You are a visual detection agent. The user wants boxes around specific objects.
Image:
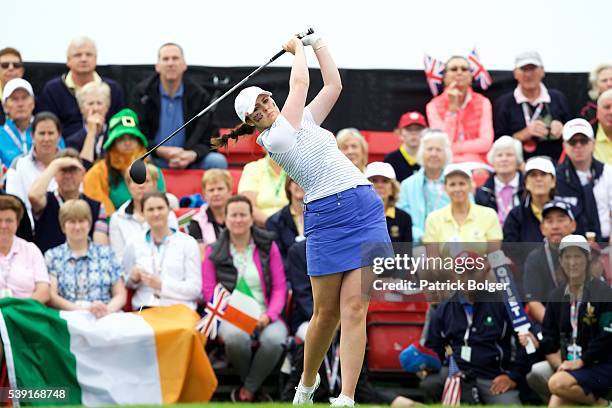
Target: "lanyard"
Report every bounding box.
[462,303,474,345]
[423,179,443,214]
[521,102,544,126]
[266,158,287,198]
[148,233,171,275]
[570,300,580,345]
[3,123,28,155]
[544,240,558,287]
[495,188,515,222]
[323,341,341,393]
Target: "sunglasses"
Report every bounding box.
[567,137,590,146]
[0,62,24,69]
[447,66,470,72]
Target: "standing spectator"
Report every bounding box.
[384,111,426,182]
[109,164,178,263]
[336,128,368,172]
[556,118,612,242]
[0,79,36,168]
[28,148,108,253]
[130,43,226,170]
[0,195,49,302]
[202,195,286,402]
[83,109,166,215]
[365,162,412,242]
[37,36,124,137]
[5,112,64,225]
[238,155,288,227]
[265,177,305,262]
[0,47,25,125]
[594,89,612,164]
[65,82,111,165]
[580,63,612,125]
[46,199,126,317]
[475,136,525,225]
[494,51,571,162]
[426,56,494,163]
[124,192,201,310]
[397,130,452,243]
[187,169,232,259]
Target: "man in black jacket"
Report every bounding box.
[130,43,227,170]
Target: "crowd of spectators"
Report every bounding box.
[0,36,611,406]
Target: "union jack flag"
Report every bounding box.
[196,283,230,339]
[441,353,462,406]
[424,54,445,96]
[467,48,493,90]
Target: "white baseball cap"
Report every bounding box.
[443,163,472,179]
[559,234,591,254]
[514,51,543,69]
[234,86,272,123]
[524,156,555,177]
[2,78,34,104]
[562,118,594,142]
[365,162,397,180]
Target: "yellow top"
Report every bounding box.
[594,125,612,165]
[530,203,543,222]
[423,202,503,244]
[238,156,289,217]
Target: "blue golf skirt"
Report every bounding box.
[304,185,393,276]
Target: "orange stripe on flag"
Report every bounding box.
[223,306,258,335]
[139,305,217,403]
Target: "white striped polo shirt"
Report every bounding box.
[257,108,370,203]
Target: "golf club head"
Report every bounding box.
[129,159,147,184]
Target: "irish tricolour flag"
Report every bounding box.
[223,277,262,335]
[0,298,217,406]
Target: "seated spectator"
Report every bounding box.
[37,36,124,137]
[130,43,226,170]
[556,118,612,242]
[188,169,232,258]
[475,136,525,225]
[0,190,32,241]
[29,148,108,253]
[365,162,412,242]
[594,89,612,164]
[336,128,368,172]
[265,177,305,262]
[0,195,49,302]
[580,63,612,125]
[426,56,493,163]
[202,195,286,402]
[423,164,502,254]
[397,130,452,243]
[46,199,126,317]
[0,47,25,125]
[124,192,201,310]
[65,82,111,165]
[494,51,570,162]
[83,108,165,215]
[5,112,64,224]
[0,79,37,167]
[109,164,178,263]
[238,155,288,227]
[384,111,426,182]
[521,235,612,407]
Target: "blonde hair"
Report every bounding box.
[388,179,401,208]
[67,36,97,58]
[589,63,612,100]
[59,199,92,232]
[416,129,453,167]
[76,82,111,110]
[201,169,233,192]
[336,128,369,172]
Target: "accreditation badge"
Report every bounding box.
[566,343,582,361]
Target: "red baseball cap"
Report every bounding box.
[397,111,427,129]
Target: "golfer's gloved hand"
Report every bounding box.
[301,32,324,49]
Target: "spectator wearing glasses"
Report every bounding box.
[426,56,494,163]
[0,47,25,125]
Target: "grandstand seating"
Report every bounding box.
[216,128,265,166]
[162,168,242,201]
[361,130,402,163]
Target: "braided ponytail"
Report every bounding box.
[211,123,256,149]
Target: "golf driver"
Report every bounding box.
[129,27,314,184]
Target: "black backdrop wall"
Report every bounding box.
[23,62,590,133]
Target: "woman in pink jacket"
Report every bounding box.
[201,194,287,402]
[426,56,494,163]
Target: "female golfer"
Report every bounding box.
[213,34,392,406]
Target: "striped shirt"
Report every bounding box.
[257,109,369,203]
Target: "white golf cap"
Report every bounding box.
[559,234,591,254]
[443,163,472,179]
[562,118,594,141]
[365,162,397,180]
[524,156,555,177]
[2,78,34,104]
[234,86,272,123]
[514,51,543,69]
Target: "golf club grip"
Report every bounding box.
[269,28,314,63]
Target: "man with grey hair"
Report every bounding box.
[594,89,612,164]
[38,36,124,137]
[129,43,227,170]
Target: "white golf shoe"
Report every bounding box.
[292,373,321,405]
[330,394,355,407]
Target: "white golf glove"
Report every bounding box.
[301,32,325,50]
